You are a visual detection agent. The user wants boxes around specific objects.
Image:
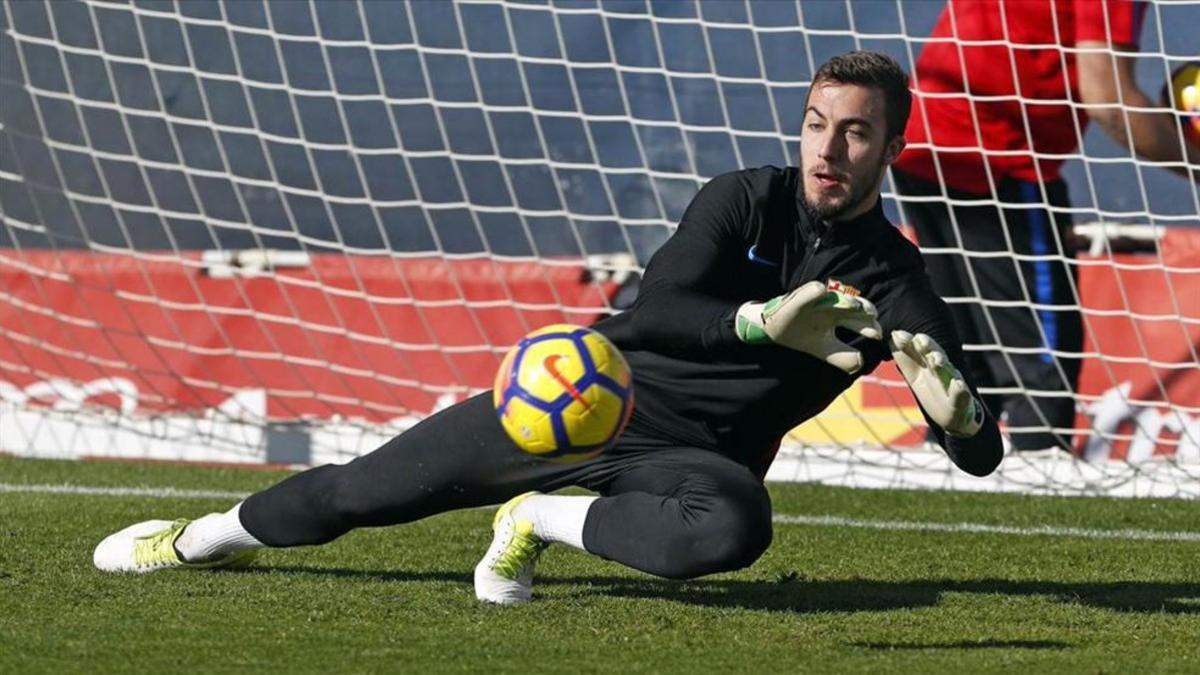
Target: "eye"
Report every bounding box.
[847,128,866,140]
[806,122,824,132]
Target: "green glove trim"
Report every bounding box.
[736,314,770,344]
[948,396,985,439]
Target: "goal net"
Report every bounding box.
[2,0,1198,497]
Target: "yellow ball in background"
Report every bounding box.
[1163,62,1200,146]
[493,324,633,463]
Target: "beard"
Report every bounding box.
[801,156,887,221]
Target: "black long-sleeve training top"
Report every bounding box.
[594,166,1003,478]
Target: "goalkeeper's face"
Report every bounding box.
[800,82,906,222]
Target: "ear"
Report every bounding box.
[882,135,907,165]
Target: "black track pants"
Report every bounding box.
[892,169,1084,451]
[240,392,773,580]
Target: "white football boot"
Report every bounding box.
[474,492,548,605]
[94,519,256,573]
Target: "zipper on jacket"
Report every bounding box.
[796,234,822,283]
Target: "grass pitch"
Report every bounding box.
[2,455,1199,674]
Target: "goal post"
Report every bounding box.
[1,0,1197,497]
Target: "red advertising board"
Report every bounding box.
[2,231,1197,460]
[0,252,618,422]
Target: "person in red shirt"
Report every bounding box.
[892,0,1198,452]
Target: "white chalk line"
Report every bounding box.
[4,482,1199,543]
[774,514,1200,543]
[0,482,247,500]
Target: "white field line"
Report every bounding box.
[774,514,1200,543]
[3,482,1199,543]
[0,483,247,500]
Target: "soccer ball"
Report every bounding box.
[1163,62,1200,146]
[493,324,634,462]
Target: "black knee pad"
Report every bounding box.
[661,488,773,579]
[705,495,774,571]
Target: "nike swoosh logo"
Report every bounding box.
[544,354,590,408]
[747,245,780,267]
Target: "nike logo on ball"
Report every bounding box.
[544,354,589,408]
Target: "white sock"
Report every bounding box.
[174,501,264,562]
[513,494,597,551]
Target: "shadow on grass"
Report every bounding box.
[222,565,467,585]
[849,639,1069,651]
[548,576,1200,615]
[228,566,1200,616]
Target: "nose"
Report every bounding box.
[816,129,843,162]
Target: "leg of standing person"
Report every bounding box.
[892,169,1005,417]
[893,169,1083,451]
[990,178,1083,451]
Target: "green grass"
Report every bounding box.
[2,455,1199,674]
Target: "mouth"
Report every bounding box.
[811,171,845,189]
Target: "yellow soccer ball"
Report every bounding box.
[1164,62,1200,146]
[493,324,634,462]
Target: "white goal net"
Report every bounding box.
[2,0,1198,497]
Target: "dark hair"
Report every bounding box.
[810,51,911,139]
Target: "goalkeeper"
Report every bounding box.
[93,51,1001,604]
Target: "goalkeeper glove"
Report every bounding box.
[890,330,984,438]
[735,281,882,375]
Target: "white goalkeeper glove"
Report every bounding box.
[736,280,882,375]
[890,330,984,438]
